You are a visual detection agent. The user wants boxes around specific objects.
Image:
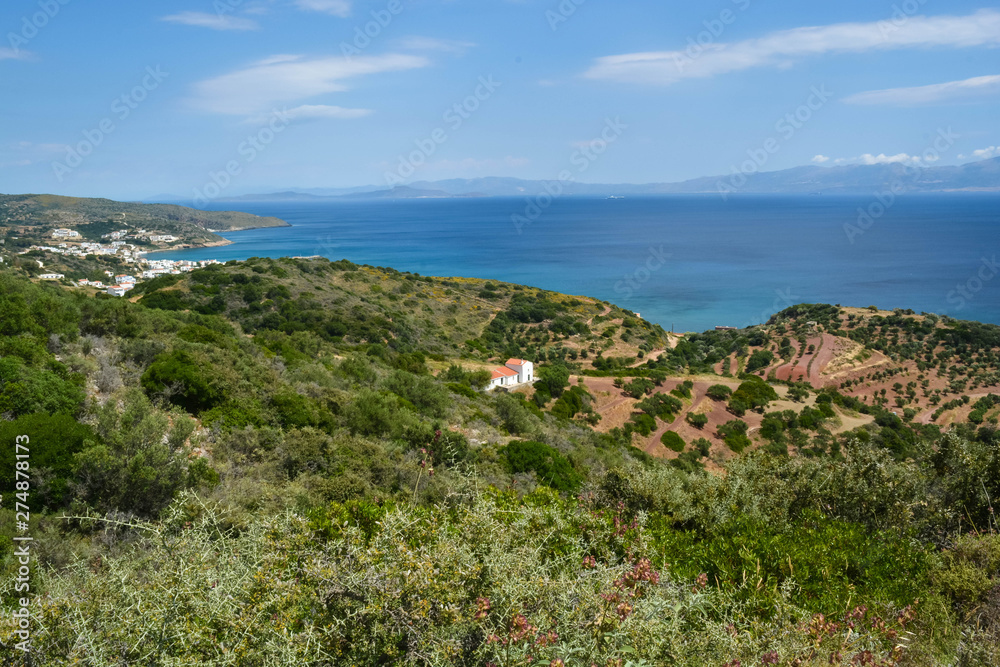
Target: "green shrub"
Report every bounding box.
[706,384,732,401]
[660,431,686,452]
[0,413,94,508]
[495,393,535,435]
[629,412,657,436]
[686,412,708,429]
[745,349,774,373]
[0,357,85,418]
[730,376,778,413]
[141,349,221,413]
[72,389,188,517]
[502,440,583,493]
[623,378,655,398]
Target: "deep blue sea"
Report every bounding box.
[154,195,1000,333]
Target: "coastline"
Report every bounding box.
[144,236,233,255]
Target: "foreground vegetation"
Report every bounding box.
[0,258,998,666]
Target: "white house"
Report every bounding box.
[39,273,65,280]
[486,358,535,390]
[488,366,519,390]
[51,228,80,239]
[505,359,534,384]
[106,285,130,297]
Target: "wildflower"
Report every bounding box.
[896,602,917,628]
[761,651,779,665]
[510,613,537,642]
[582,555,597,569]
[851,650,874,666]
[474,597,491,621]
[550,661,565,667]
[538,630,558,647]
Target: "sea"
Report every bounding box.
[153,194,1000,334]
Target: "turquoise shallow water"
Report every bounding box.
[154,194,1000,333]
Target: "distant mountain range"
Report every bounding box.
[146,157,1000,203]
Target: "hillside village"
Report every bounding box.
[3,224,222,296]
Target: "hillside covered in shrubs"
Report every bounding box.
[0,258,999,666]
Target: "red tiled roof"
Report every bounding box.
[492,367,518,379]
[506,358,528,366]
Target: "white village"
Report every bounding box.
[16,227,219,296]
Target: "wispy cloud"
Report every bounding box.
[160,11,260,31]
[844,74,1000,106]
[832,152,936,167]
[190,53,429,116]
[958,145,1000,160]
[811,155,831,164]
[384,156,530,175]
[0,141,69,167]
[244,104,373,125]
[396,37,476,55]
[295,0,352,17]
[0,47,32,61]
[584,9,1000,85]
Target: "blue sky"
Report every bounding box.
[2,0,999,200]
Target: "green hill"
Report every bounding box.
[0,192,289,249]
[0,258,998,665]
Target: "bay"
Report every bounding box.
[153,194,1000,333]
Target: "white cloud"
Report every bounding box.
[244,104,373,125]
[959,145,1000,160]
[811,154,830,164]
[160,11,260,31]
[584,9,1000,85]
[844,74,1000,105]
[831,152,933,167]
[190,53,430,116]
[295,0,352,17]
[417,156,531,173]
[0,141,69,167]
[396,37,476,55]
[0,47,31,60]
